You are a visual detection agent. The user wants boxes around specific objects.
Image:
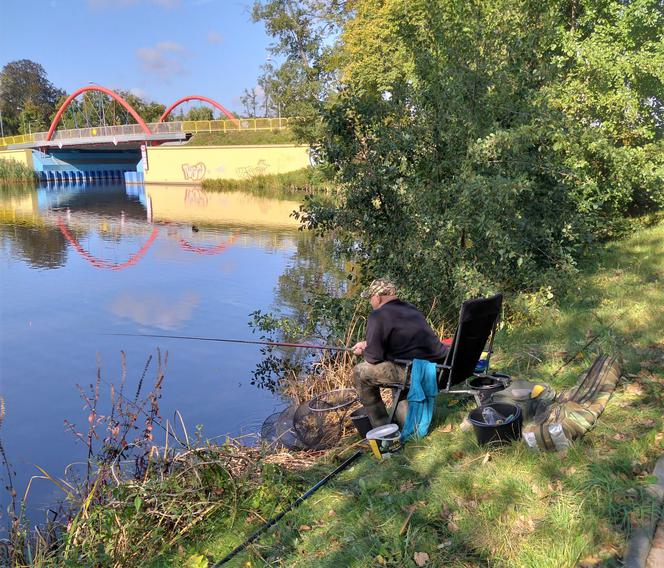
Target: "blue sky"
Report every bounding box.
[0,0,272,114]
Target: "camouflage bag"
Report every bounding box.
[522,354,621,452]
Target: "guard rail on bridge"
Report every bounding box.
[0,117,293,149]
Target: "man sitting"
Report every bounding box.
[351,279,448,428]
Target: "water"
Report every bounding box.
[0,181,343,522]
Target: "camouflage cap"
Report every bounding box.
[361,278,397,298]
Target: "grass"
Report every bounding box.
[202,167,334,199]
[186,130,297,146]
[173,219,664,568]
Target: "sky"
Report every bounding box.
[0,0,273,114]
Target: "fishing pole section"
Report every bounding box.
[105,332,352,352]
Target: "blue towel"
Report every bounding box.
[401,359,438,441]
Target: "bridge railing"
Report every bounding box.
[0,117,294,148]
[179,117,292,133]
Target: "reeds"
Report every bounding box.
[0,159,38,184]
[201,166,334,199]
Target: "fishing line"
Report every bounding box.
[105,333,351,352]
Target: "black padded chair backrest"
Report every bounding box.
[439,294,503,390]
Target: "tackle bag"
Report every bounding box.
[522,354,621,452]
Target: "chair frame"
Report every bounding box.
[385,296,503,423]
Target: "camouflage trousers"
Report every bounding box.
[353,361,408,428]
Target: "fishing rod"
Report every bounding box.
[210,448,364,567]
[106,333,352,352]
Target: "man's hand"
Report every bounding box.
[352,340,367,356]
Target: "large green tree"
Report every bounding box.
[298,0,664,323]
[0,59,65,135]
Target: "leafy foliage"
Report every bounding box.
[0,59,65,135]
[295,0,664,324]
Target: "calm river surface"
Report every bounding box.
[0,181,342,521]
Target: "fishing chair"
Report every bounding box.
[386,293,504,424]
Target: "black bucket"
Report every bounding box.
[468,402,522,446]
[467,375,507,403]
[349,407,372,438]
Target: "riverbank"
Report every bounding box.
[6,219,663,567]
[180,218,664,567]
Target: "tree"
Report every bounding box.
[251,0,351,140]
[240,87,260,117]
[0,60,64,135]
[184,106,214,121]
[297,0,664,324]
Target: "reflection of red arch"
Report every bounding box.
[57,218,158,270]
[159,95,237,122]
[178,233,238,255]
[46,85,152,141]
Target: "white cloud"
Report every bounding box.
[108,291,201,330]
[136,41,189,82]
[207,30,223,45]
[129,87,150,99]
[155,40,186,52]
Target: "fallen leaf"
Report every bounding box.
[328,509,336,517]
[414,551,430,566]
[439,423,453,433]
[400,480,415,492]
[375,555,387,565]
[626,383,644,396]
[447,520,460,533]
[298,524,312,531]
[578,555,601,567]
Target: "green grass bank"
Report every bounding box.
[186,130,296,146]
[176,219,664,568]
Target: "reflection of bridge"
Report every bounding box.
[0,85,290,151]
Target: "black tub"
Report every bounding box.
[467,375,507,403]
[468,402,522,446]
[349,407,372,438]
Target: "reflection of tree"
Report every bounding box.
[275,232,347,332]
[0,222,68,269]
[251,231,350,392]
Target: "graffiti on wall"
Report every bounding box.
[182,162,206,181]
[236,159,270,178]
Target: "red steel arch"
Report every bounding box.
[158,95,237,122]
[46,85,152,141]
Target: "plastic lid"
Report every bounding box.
[366,424,400,440]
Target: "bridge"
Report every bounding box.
[0,84,303,185]
[0,85,290,151]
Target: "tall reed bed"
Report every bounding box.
[202,166,334,199]
[0,159,38,184]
